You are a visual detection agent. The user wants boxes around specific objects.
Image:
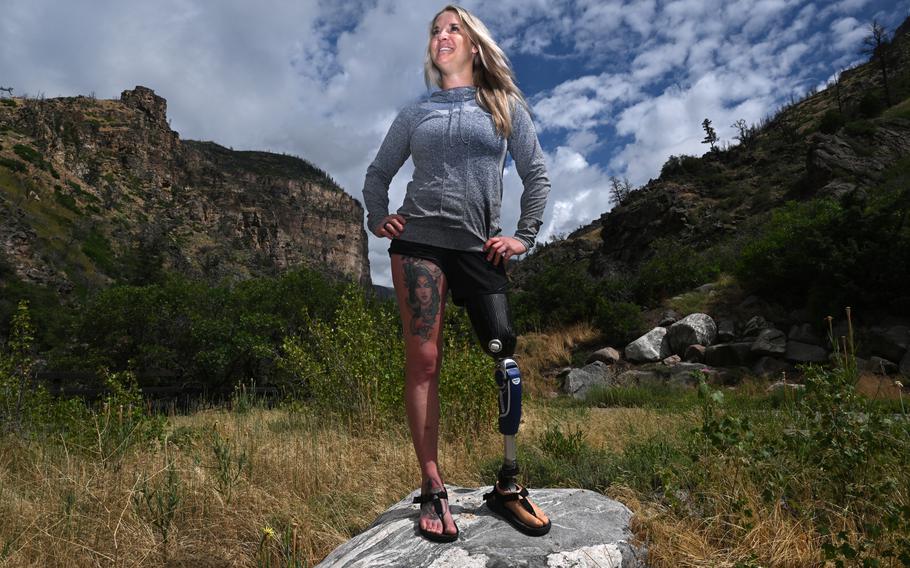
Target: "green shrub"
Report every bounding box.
[12,144,41,165]
[512,261,600,331]
[280,287,495,434]
[844,119,877,137]
[0,98,16,107]
[53,187,80,213]
[660,154,704,179]
[736,159,910,314]
[818,109,845,134]
[0,157,27,173]
[81,227,116,272]
[633,238,719,305]
[856,91,885,118]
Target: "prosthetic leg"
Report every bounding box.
[466,294,551,536]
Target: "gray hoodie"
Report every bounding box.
[362,86,550,252]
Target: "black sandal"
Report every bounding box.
[413,487,459,543]
[483,483,551,537]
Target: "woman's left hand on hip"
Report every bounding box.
[483,236,527,266]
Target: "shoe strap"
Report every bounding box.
[412,488,448,505]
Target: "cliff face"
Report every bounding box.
[0,86,370,292]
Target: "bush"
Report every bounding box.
[512,262,600,331]
[856,91,885,118]
[633,238,719,305]
[280,287,495,433]
[736,158,910,314]
[12,144,41,165]
[818,109,845,134]
[0,157,27,173]
[660,154,704,179]
[65,268,345,389]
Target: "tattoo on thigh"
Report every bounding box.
[402,257,442,342]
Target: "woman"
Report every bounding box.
[362,5,550,542]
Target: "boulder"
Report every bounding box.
[863,326,910,362]
[705,342,753,367]
[562,361,615,400]
[869,356,899,375]
[586,347,622,365]
[750,328,787,356]
[743,316,774,337]
[662,354,682,366]
[667,313,717,355]
[657,309,680,327]
[625,327,671,363]
[315,487,645,567]
[788,323,825,347]
[716,319,736,343]
[752,356,793,378]
[786,341,828,363]
[684,344,706,363]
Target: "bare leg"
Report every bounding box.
[390,254,456,538]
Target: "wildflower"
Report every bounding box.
[896,380,904,389]
[262,525,277,539]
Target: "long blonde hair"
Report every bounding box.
[424,5,527,138]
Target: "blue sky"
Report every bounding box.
[1,0,908,286]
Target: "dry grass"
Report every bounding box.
[0,400,702,567]
[516,322,600,396]
[0,408,499,567]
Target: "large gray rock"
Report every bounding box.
[786,341,829,363]
[869,356,899,375]
[743,316,774,338]
[864,326,910,362]
[705,343,753,367]
[316,487,645,567]
[625,327,671,363]
[751,328,787,356]
[667,313,717,355]
[788,323,825,347]
[562,361,616,400]
[716,320,736,343]
[586,347,622,365]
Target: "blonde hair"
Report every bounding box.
[424,5,527,138]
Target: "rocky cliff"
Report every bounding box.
[0,86,370,293]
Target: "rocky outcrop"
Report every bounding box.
[0,86,371,291]
[316,487,645,567]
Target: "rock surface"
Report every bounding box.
[786,341,829,363]
[625,327,671,363]
[316,487,645,568]
[562,361,616,400]
[667,313,717,355]
[587,347,622,365]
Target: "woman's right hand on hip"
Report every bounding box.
[374,214,407,239]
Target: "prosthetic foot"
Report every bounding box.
[467,295,551,536]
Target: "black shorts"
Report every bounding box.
[388,239,509,306]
